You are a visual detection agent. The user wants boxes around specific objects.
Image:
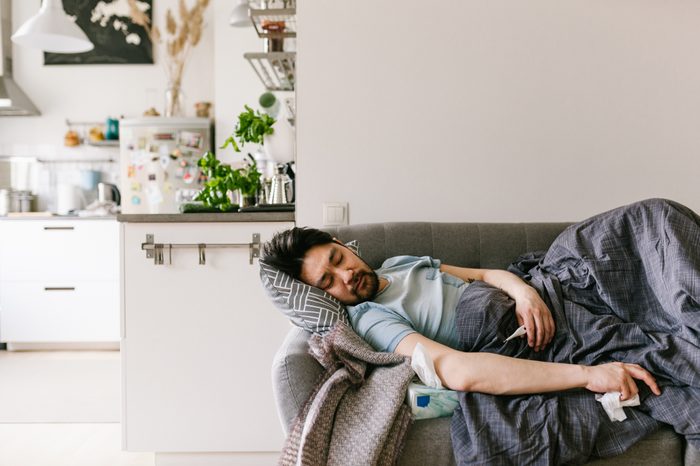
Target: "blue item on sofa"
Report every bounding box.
[406,382,459,420]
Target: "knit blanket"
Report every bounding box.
[279,322,415,466]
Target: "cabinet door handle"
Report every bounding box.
[44,226,75,231]
[44,287,76,291]
[142,233,261,265]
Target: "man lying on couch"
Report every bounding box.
[262,198,700,462]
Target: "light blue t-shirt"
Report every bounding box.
[347,256,469,353]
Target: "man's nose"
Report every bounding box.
[339,268,354,285]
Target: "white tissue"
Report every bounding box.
[595,392,640,422]
[411,342,443,389]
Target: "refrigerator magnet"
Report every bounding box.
[153,132,175,141]
[159,154,170,169]
[130,181,142,192]
[183,166,200,184]
[127,165,136,178]
[146,185,164,204]
[132,149,148,165]
[131,195,142,205]
[179,131,203,149]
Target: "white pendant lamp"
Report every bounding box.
[12,0,94,53]
[230,0,251,27]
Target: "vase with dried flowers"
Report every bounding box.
[129,0,210,117]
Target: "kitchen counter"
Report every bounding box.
[0,214,117,221]
[117,212,295,223]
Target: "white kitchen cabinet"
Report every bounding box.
[0,218,119,344]
[121,219,293,455]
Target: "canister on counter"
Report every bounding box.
[0,189,9,216]
[10,190,34,213]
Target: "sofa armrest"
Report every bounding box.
[271,326,324,435]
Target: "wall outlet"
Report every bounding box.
[322,202,349,226]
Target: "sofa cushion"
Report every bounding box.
[259,241,359,335]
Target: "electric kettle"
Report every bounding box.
[97,182,121,206]
[268,164,294,204]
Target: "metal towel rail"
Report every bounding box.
[141,233,261,265]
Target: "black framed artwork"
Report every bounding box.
[44,0,153,65]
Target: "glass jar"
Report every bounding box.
[165,84,186,117]
[238,190,257,208]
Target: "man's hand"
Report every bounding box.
[513,286,555,352]
[584,362,662,400]
[439,264,558,352]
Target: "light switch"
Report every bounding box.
[323,202,349,226]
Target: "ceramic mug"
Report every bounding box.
[79,169,101,190]
[105,118,119,140]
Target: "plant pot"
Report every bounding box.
[238,191,257,208]
[263,119,294,163]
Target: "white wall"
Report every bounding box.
[296,0,700,226]
[0,0,266,156]
[213,0,267,162]
[0,0,274,164]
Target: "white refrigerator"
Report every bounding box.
[119,118,212,214]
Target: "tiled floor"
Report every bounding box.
[0,350,154,466]
[0,423,154,466]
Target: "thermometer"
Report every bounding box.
[504,325,527,343]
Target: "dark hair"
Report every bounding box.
[262,227,335,279]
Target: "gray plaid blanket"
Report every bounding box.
[451,198,700,465]
[279,322,414,466]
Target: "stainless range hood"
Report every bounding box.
[0,0,39,116]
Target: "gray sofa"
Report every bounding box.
[271,222,697,465]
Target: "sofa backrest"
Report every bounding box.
[271,221,572,434]
[323,222,572,269]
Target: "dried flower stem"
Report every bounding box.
[128,0,210,114]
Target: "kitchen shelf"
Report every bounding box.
[244,52,295,91]
[249,7,296,38]
[86,140,119,147]
[65,119,120,147]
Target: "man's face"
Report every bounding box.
[300,241,379,305]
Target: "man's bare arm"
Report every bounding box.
[395,333,660,400]
[440,264,555,351]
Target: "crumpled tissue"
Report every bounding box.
[411,342,443,389]
[595,392,640,422]
[406,343,459,419]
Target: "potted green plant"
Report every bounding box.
[195,151,262,211]
[194,151,237,212]
[231,154,262,208]
[224,102,294,164]
[222,105,276,153]
[194,105,275,212]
